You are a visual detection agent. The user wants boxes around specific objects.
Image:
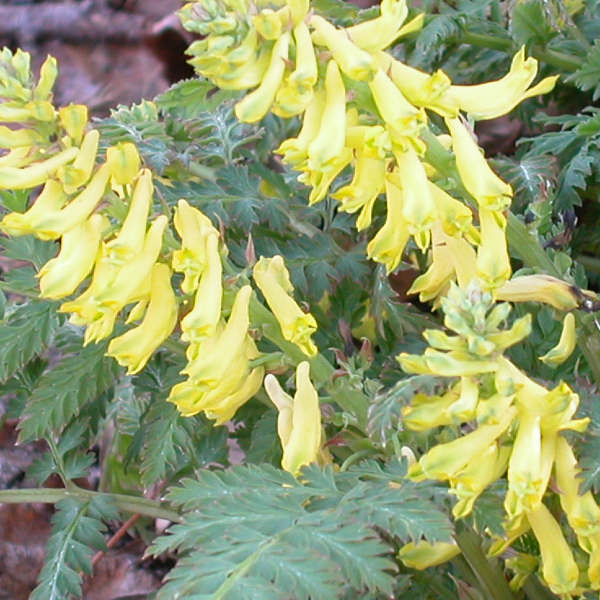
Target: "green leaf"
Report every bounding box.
[555,145,595,209]
[18,337,123,442]
[567,39,600,100]
[367,375,442,446]
[578,430,600,494]
[0,301,59,382]
[156,78,239,117]
[510,0,557,46]
[0,234,57,269]
[30,496,117,600]
[150,463,452,599]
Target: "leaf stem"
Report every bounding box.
[455,525,516,600]
[0,486,183,523]
[459,32,582,72]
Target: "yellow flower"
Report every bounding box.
[374,52,457,117]
[407,407,516,481]
[309,15,376,81]
[38,214,107,300]
[446,47,559,121]
[495,274,581,311]
[527,502,579,595]
[449,442,511,518]
[169,285,261,422]
[289,22,318,90]
[369,69,426,143]
[445,117,512,211]
[539,312,576,366]
[287,0,309,26]
[366,173,410,273]
[106,263,178,374]
[106,141,141,186]
[504,412,556,519]
[398,540,460,569]
[60,215,167,344]
[555,436,600,539]
[332,151,385,229]
[234,32,290,123]
[180,233,223,345]
[391,146,436,248]
[346,0,408,52]
[253,255,318,356]
[104,168,153,265]
[264,361,322,475]
[429,182,473,237]
[399,348,499,378]
[0,163,110,240]
[58,104,88,145]
[172,199,219,295]
[0,146,78,191]
[307,60,346,173]
[402,388,460,432]
[408,224,455,302]
[57,129,100,193]
[477,209,511,290]
[276,90,325,166]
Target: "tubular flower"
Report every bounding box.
[366,173,410,273]
[276,90,325,166]
[449,442,511,518]
[477,209,511,290]
[106,141,141,186]
[0,146,78,191]
[406,407,516,482]
[346,0,408,52]
[398,540,460,569]
[60,215,167,345]
[445,117,512,211]
[106,263,178,374]
[374,51,457,117]
[234,32,291,123]
[307,60,346,173]
[446,47,559,121]
[104,168,153,265]
[495,274,583,311]
[369,69,426,144]
[539,312,576,366]
[168,285,263,423]
[172,199,220,295]
[527,503,579,596]
[264,361,322,476]
[309,15,376,81]
[332,150,385,228]
[0,163,110,240]
[391,145,436,248]
[38,214,107,300]
[57,129,100,193]
[180,233,223,348]
[253,255,318,356]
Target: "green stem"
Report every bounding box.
[460,32,582,72]
[455,525,516,600]
[0,281,39,299]
[0,486,183,523]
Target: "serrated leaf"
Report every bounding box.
[510,0,557,46]
[150,463,452,599]
[567,39,600,100]
[555,145,595,209]
[18,338,123,442]
[578,430,600,494]
[0,234,57,269]
[0,301,59,382]
[367,375,442,445]
[30,496,116,600]
[156,78,239,117]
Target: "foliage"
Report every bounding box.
[0,0,600,598]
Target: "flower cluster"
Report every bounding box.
[180,0,557,296]
[0,50,323,467]
[399,283,594,596]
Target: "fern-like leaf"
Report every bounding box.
[30,496,117,600]
[0,301,59,382]
[18,337,123,442]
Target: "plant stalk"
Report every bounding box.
[0,486,183,523]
